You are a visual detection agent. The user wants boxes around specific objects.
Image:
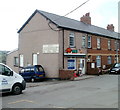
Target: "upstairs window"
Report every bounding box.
[97,38,101,49]
[69,32,75,47]
[87,36,91,48]
[82,36,86,48]
[108,40,111,50]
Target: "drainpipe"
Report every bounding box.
[63,29,64,69]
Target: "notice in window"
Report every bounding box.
[91,63,95,68]
[43,44,59,53]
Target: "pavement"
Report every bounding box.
[26,75,96,88]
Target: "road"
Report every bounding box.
[1,75,119,108]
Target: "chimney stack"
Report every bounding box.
[107,24,114,31]
[80,13,91,25]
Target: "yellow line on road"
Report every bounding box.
[8,99,35,104]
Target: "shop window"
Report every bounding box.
[67,59,76,69]
[33,54,38,65]
[87,36,91,48]
[69,32,75,47]
[97,38,101,49]
[96,56,101,67]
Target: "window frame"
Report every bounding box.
[14,57,19,66]
[97,38,101,49]
[87,36,91,48]
[96,56,101,67]
[19,54,24,67]
[69,32,75,48]
[32,53,38,65]
[107,56,112,64]
[108,40,111,50]
[67,58,76,70]
[82,36,86,48]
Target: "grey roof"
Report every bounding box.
[18,9,120,39]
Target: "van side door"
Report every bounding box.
[0,64,14,91]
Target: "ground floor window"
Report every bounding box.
[96,56,101,67]
[14,57,19,66]
[67,58,76,69]
[107,56,112,64]
[20,54,24,67]
[33,53,38,65]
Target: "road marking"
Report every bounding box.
[8,99,35,104]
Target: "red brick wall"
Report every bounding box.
[88,35,119,68]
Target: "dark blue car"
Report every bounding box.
[19,65,45,82]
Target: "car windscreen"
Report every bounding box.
[114,63,120,68]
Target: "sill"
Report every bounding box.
[97,48,101,50]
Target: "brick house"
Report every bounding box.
[7,10,120,78]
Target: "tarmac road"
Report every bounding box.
[1,75,119,109]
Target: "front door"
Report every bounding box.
[79,59,85,74]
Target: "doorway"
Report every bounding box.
[79,59,85,74]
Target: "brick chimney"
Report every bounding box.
[80,13,91,25]
[107,24,114,31]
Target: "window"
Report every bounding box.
[20,54,24,67]
[69,32,75,47]
[14,57,19,66]
[87,36,91,48]
[33,54,38,65]
[96,56,101,67]
[108,40,111,50]
[97,38,101,49]
[108,56,112,64]
[67,58,76,69]
[0,64,11,76]
[82,36,86,48]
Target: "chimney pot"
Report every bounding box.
[80,13,91,25]
[107,24,114,31]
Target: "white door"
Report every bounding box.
[79,59,85,74]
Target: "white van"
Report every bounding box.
[0,63,26,95]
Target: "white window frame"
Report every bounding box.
[96,56,101,67]
[67,58,76,70]
[108,40,111,50]
[107,56,112,64]
[33,53,38,65]
[87,36,91,48]
[69,32,75,47]
[82,36,86,48]
[97,38,101,49]
[20,54,24,67]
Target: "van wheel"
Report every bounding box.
[31,78,35,82]
[12,84,22,95]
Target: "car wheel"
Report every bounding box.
[31,78,35,82]
[12,84,22,95]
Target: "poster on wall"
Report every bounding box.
[43,44,59,53]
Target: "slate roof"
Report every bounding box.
[18,9,120,39]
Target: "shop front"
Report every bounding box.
[64,53,86,74]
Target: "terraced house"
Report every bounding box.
[7,10,120,78]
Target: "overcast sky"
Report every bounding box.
[0,0,119,51]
